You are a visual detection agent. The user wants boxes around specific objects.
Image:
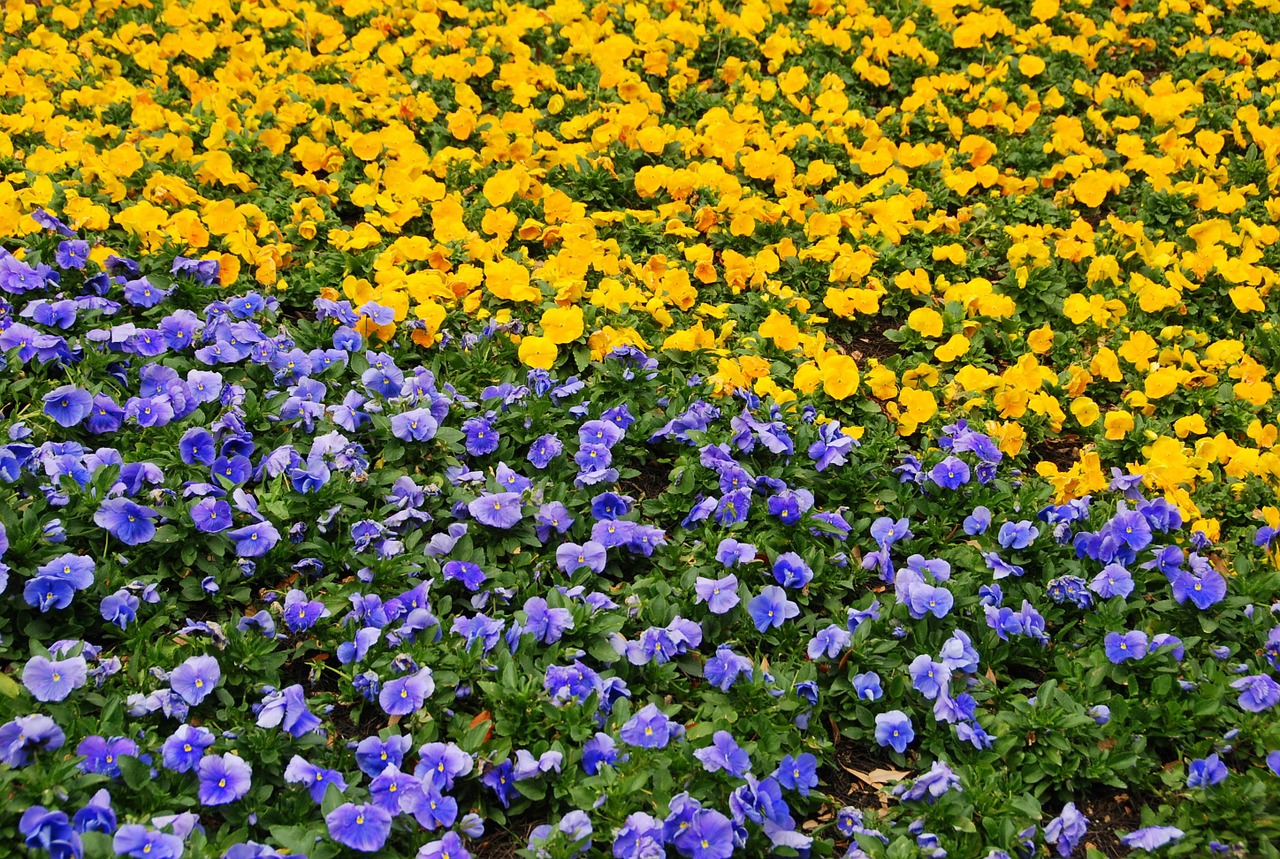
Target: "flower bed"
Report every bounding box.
[2,0,1280,858]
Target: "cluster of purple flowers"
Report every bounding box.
[4,211,1280,859]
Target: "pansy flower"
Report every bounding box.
[352,735,411,779]
[461,416,499,456]
[997,520,1039,550]
[170,654,220,705]
[748,586,799,632]
[401,782,457,830]
[704,645,753,691]
[325,803,391,853]
[1104,631,1148,664]
[1045,802,1089,857]
[929,456,970,489]
[875,711,914,754]
[554,540,606,574]
[76,735,137,778]
[93,497,157,545]
[113,825,184,859]
[620,703,681,749]
[481,759,517,808]
[1171,566,1227,609]
[22,655,87,703]
[42,385,93,427]
[71,789,116,835]
[415,741,474,790]
[0,714,64,767]
[468,492,522,528]
[694,574,740,615]
[771,552,812,588]
[852,672,882,701]
[227,520,280,557]
[1231,675,1280,712]
[806,625,851,660]
[379,668,435,716]
[673,809,734,859]
[282,590,329,632]
[285,755,349,802]
[161,724,215,773]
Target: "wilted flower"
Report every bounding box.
[1044,803,1089,857]
[1119,826,1184,851]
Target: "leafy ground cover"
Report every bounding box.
[3,0,1280,856]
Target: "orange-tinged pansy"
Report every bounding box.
[485,258,541,303]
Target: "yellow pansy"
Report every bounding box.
[540,306,585,344]
[1070,397,1100,427]
[934,334,971,363]
[907,307,944,339]
[518,336,558,370]
[485,258,541,303]
[1027,326,1054,354]
[1104,411,1135,440]
[818,353,860,400]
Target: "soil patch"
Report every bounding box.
[620,456,673,502]
[1028,433,1085,470]
[470,814,543,858]
[829,316,901,363]
[1077,788,1147,857]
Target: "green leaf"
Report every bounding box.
[514,779,546,801]
[119,755,152,792]
[270,825,320,856]
[321,781,346,815]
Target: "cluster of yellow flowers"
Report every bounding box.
[3,0,1280,525]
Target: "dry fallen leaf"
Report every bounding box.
[839,761,910,787]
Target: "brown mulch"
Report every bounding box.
[469,815,542,858]
[1077,788,1147,858]
[620,456,672,502]
[1027,433,1085,470]
[829,315,901,363]
[820,737,899,813]
[818,737,1148,857]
